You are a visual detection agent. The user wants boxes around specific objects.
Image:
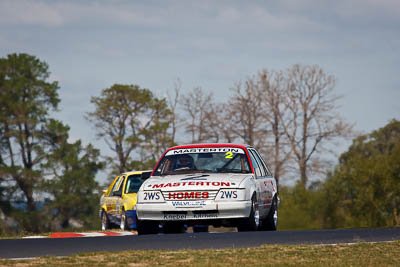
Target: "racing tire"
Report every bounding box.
[237,195,260,232]
[136,219,159,235]
[101,211,110,231]
[260,197,278,231]
[193,225,209,233]
[120,210,128,231]
[163,222,186,234]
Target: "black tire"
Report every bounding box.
[101,211,110,231]
[136,219,159,235]
[163,222,186,234]
[193,225,209,233]
[120,210,127,231]
[260,197,278,231]
[237,195,260,232]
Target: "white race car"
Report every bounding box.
[136,144,278,234]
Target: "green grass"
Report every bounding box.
[1,241,399,266]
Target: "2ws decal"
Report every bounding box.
[219,191,237,199]
[143,192,161,200]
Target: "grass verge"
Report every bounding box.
[1,241,399,266]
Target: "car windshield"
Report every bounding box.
[153,147,251,176]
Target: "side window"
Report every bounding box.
[252,149,272,177]
[249,150,266,177]
[111,176,124,194]
[248,150,262,177]
[125,174,143,194]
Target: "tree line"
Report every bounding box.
[1,53,398,234]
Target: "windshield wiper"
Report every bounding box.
[216,168,243,173]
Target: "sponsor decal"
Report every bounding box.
[166,147,244,156]
[152,181,230,189]
[164,214,187,220]
[143,192,161,200]
[168,192,209,199]
[220,190,237,199]
[171,200,206,207]
[270,180,276,192]
[193,213,218,219]
[264,180,276,193]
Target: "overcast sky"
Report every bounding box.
[1,0,399,181]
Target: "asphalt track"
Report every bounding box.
[1,228,400,259]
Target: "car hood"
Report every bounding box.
[141,173,251,191]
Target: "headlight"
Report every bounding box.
[137,191,164,203]
[215,189,245,201]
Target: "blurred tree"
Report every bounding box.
[257,70,292,186]
[0,53,60,231]
[322,119,400,228]
[180,87,214,143]
[222,71,291,186]
[140,97,173,168]
[228,79,267,148]
[202,102,237,143]
[41,120,104,230]
[281,64,353,186]
[166,79,182,145]
[86,84,172,176]
[278,183,324,230]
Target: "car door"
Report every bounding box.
[115,175,127,219]
[251,149,276,213]
[248,149,271,217]
[247,149,267,215]
[108,175,125,222]
[105,176,119,214]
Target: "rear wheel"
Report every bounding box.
[101,211,110,231]
[237,195,259,232]
[137,219,159,235]
[260,197,278,231]
[120,210,127,231]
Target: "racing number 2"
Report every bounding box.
[225,152,233,159]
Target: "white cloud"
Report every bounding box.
[56,1,165,27]
[323,0,400,22]
[213,5,324,34]
[1,0,399,30]
[0,0,63,27]
[0,0,166,28]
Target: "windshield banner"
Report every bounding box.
[166,147,245,156]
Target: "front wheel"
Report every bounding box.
[101,211,110,231]
[260,197,278,231]
[137,219,159,235]
[237,195,260,232]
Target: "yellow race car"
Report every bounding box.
[99,170,152,231]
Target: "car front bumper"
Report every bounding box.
[136,200,252,221]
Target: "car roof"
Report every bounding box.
[120,170,152,176]
[167,143,253,151]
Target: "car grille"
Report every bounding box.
[162,191,218,200]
